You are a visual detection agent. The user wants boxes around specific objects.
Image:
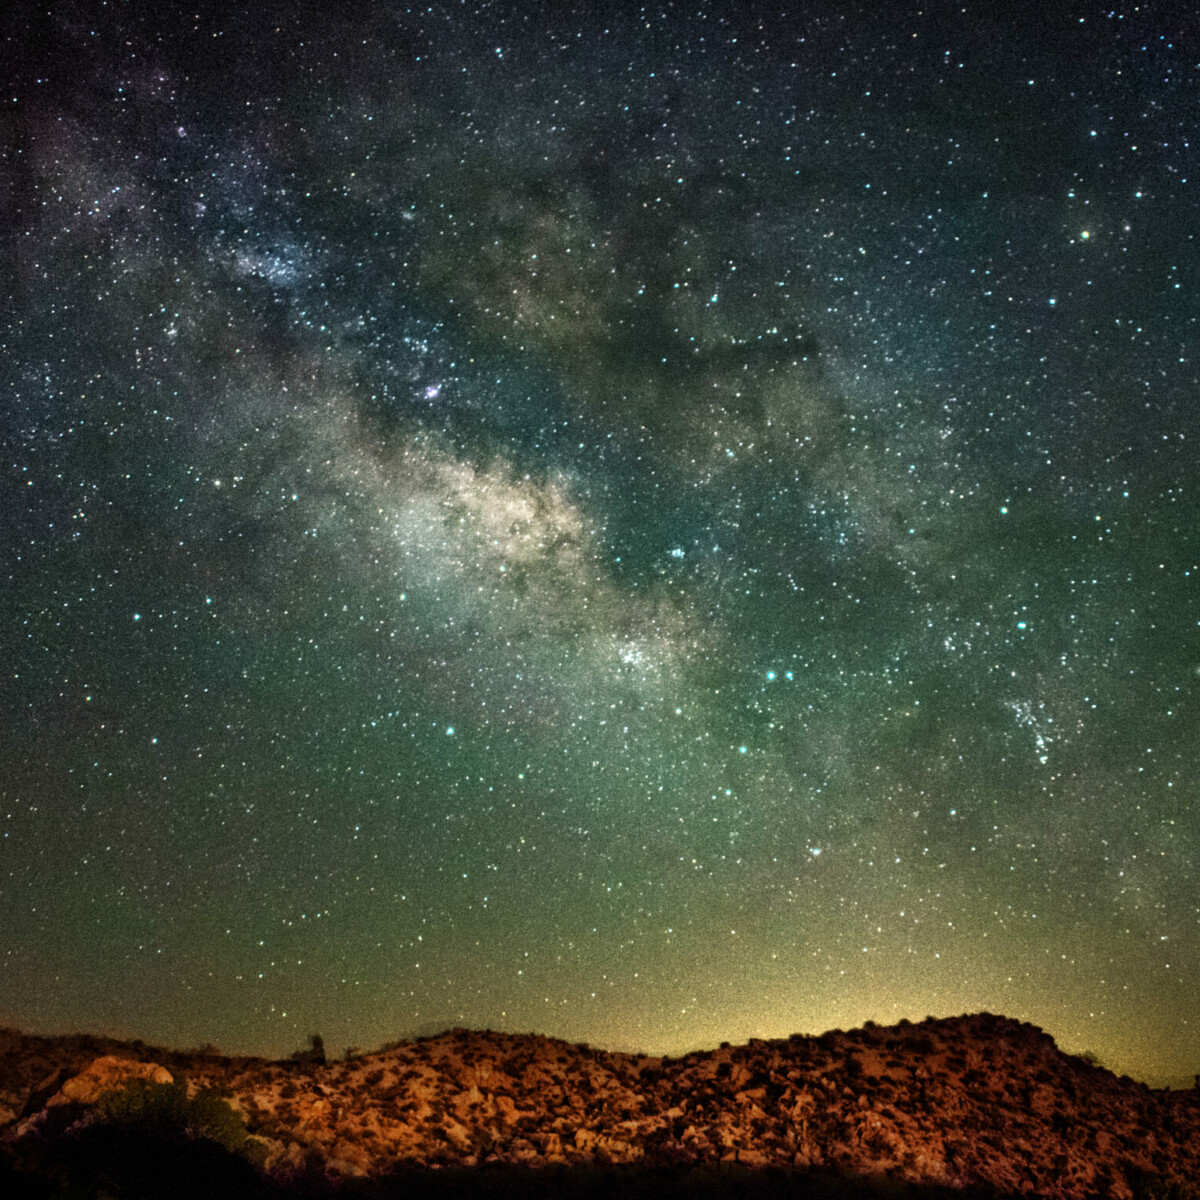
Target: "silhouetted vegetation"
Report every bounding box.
[91,1071,266,1162]
[1,1122,277,1200]
[0,1142,1050,1200]
[292,1034,327,1066]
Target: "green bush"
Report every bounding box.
[92,1073,253,1156]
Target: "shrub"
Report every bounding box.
[92,1073,254,1157]
[289,1033,326,1065]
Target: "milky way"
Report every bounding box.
[2,2,1197,1084]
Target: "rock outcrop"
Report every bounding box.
[2,1015,1199,1198]
[46,1054,173,1107]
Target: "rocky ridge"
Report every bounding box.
[2,1014,1198,1197]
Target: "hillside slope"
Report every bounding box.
[3,1014,1198,1197]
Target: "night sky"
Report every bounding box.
[2,2,1197,1086]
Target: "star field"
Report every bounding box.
[1,2,1197,1085]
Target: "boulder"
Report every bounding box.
[21,1069,73,1117]
[47,1056,173,1107]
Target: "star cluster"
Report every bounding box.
[1,2,1197,1084]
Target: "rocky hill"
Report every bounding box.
[2,1014,1198,1198]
